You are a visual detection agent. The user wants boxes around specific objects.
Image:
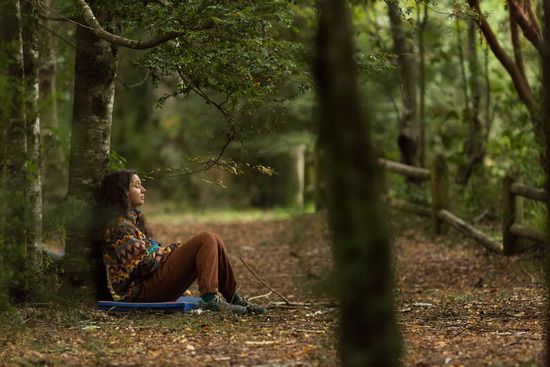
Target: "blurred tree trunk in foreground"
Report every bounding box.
[64,12,118,300]
[1,0,28,262]
[388,0,420,167]
[542,0,550,364]
[314,1,402,365]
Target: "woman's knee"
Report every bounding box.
[195,231,218,246]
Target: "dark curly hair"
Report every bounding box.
[97,169,153,239]
[99,169,135,215]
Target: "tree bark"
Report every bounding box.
[39,0,66,205]
[541,0,550,364]
[417,3,428,167]
[64,9,118,300]
[75,0,182,49]
[457,20,486,185]
[22,0,43,267]
[468,0,540,132]
[1,0,28,253]
[388,0,420,167]
[315,1,402,365]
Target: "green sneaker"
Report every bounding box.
[231,293,267,314]
[200,294,247,314]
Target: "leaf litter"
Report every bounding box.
[0,210,545,366]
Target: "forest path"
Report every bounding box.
[1,211,544,366]
[152,210,545,366]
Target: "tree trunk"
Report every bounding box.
[315,1,402,365]
[417,3,428,167]
[0,28,6,235]
[39,0,66,206]
[22,0,43,267]
[457,20,486,185]
[468,0,542,143]
[1,0,28,255]
[388,0,420,167]
[541,0,550,364]
[0,0,28,301]
[64,11,118,300]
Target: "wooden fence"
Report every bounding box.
[379,155,548,255]
[502,172,548,254]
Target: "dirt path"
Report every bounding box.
[0,211,545,366]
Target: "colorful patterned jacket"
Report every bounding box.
[102,209,177,301]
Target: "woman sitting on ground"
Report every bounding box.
[97,169,265,314]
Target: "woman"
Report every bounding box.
[98,169,265,314]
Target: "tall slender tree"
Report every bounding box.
[457,19,486,185]
[388,0,420,167]
[315,1,401,365]
[22,0,43,268]
[417,2,428,167]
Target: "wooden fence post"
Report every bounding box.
[502,170,518,255]
[377,152,388,197]
[430,154,449,234]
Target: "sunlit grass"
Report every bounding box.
[144,202,317,224]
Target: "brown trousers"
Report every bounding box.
[136,231,238,302]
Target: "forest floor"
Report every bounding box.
[0,209,546,366]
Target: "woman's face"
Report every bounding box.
[128,174,146,208]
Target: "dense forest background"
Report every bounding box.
[34,0,546,215]
[1,0,550,364]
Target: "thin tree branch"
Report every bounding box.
[524,0,542,39]
[508,0,543,54]
[508,1,527,80]
[38,14,74,21]
[238,256,292,305]
[117,70,151,91]
[467,0,534,114]
[128,70,151,89]
[456,18,471,118]
[75,0,183,49]
[37,22,76,48]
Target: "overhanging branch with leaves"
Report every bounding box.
[74,0,182,49]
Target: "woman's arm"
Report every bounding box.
[105,218,162,277]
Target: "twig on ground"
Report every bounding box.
[268,301,338,308]
[238,256,292,305]
[247,291,273,301]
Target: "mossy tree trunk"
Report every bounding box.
[64,10,118,300]
[0,0,28,300]
[22,0,43,268]
[314,1,402,365]
[541,0,550,364]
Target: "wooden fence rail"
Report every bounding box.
[379,156,549,255]
[502,171,547,254]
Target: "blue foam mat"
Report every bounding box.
[97,296,202,312]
